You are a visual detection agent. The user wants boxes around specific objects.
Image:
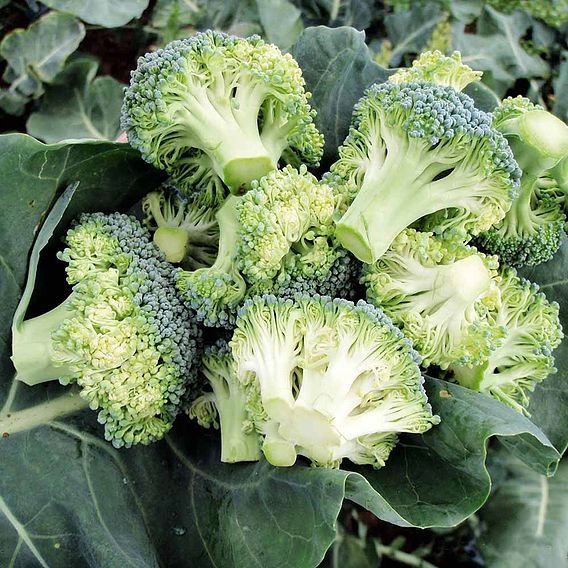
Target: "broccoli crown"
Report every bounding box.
[361,229,506,369]
[389,50,482,91]
[12,212,200,448]
[176,195,246,328]
[143,185,219,268]
[487,0,568,27]
[121,30,323,196]
[331,80,520,263]
[451,268,563,414]
[188,339,261,462]
[478,97,568,267]
[229,294,439,468]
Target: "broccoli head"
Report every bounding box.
[389,51,482,91]
[451,268,563,414]
[478,97,568,267]
[11,213,200,448]
[121,31,324,199]
[189,340,261,463]
[229,295,439,468]
[361,229,506,369]
[331,81,520,263]
[143,185,219,267]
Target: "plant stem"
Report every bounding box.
[0,389,88,436]
[375,542,440,568]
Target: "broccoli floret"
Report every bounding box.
[176,195,246,328]
[478,97,568,267]
[188,340,261,463]
[236,165,361,300]
[11,213,200,448]
[143,185,219,267]
[361,229,506,369]
[451,268,563,414]
[331,81,520,263]
[121,31,324,199]
[229,294,439,468]
[487,0,568,27]
[390,51,482,91]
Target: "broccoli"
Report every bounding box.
[390,51,482,91]
[121,30,324,200]
[487,0,568,27]
[451,268,563,414]
[229,295,439,468]
[176,194,246,328]
[189,340,261,463]
[330,81,520,263]
[360,229,506,370]
[143,185,219,267]
[237,165,361,301]
[479,97,568,267]
[11,212,200,448]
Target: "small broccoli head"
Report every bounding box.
[477,97,568,267]
[361,229,506,369]
[331,81,520,263]
[143,185,219,267]
[188,340,261,463]
[451,268,563,414]
[12,212,200,448]
[121,31,323,196]
[229,294,438,468]
[389,50,482,91]
[176,195,246,328]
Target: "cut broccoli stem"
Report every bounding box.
[217,403,260,463]
[212,195,245,275]
[153,227,190,263]
[11,298,75,386]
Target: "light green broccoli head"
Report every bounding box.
[361,229,506,370]
[143,185,219,267]
[389,50,482,91]
[121,30,324,196]
[229,294,439,469]
[188,340,261,463]
[451,268,563,414]
[331,81,520,263]
[12,213,201,448]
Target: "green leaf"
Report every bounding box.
[256,0,304,50]
[291,26,391,164]
[0,12,85,98]
[518,240,568,455]
[553,51,568,123]
[40,0,150,27]
[26,58,124,143]
[0,88,27,116]
[478,450,568,568]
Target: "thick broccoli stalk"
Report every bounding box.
[11,213,200,448]
[188,341,261,463]
[479,97,568,267]
[121,31,323,198]
[230,295,439,468]
[361,229,505,369]
[143,186,219,267]
[331,81,519,263]
[176,195,246,328]
[390,51,482,91]
[451,268,563,414]
[236,165,361,300]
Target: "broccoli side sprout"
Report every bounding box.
[176,195,246,328]
[143,185,219,267]
[451,268,563,414]
[189,340,261,463]
[121,30,324,198]
[479,97,568,267]
[361,229,506,369]
[389,50,482,91]
[237,165,361,300]
[330,81,520,263]
[11,213,200,448]
[229,295,439,468]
